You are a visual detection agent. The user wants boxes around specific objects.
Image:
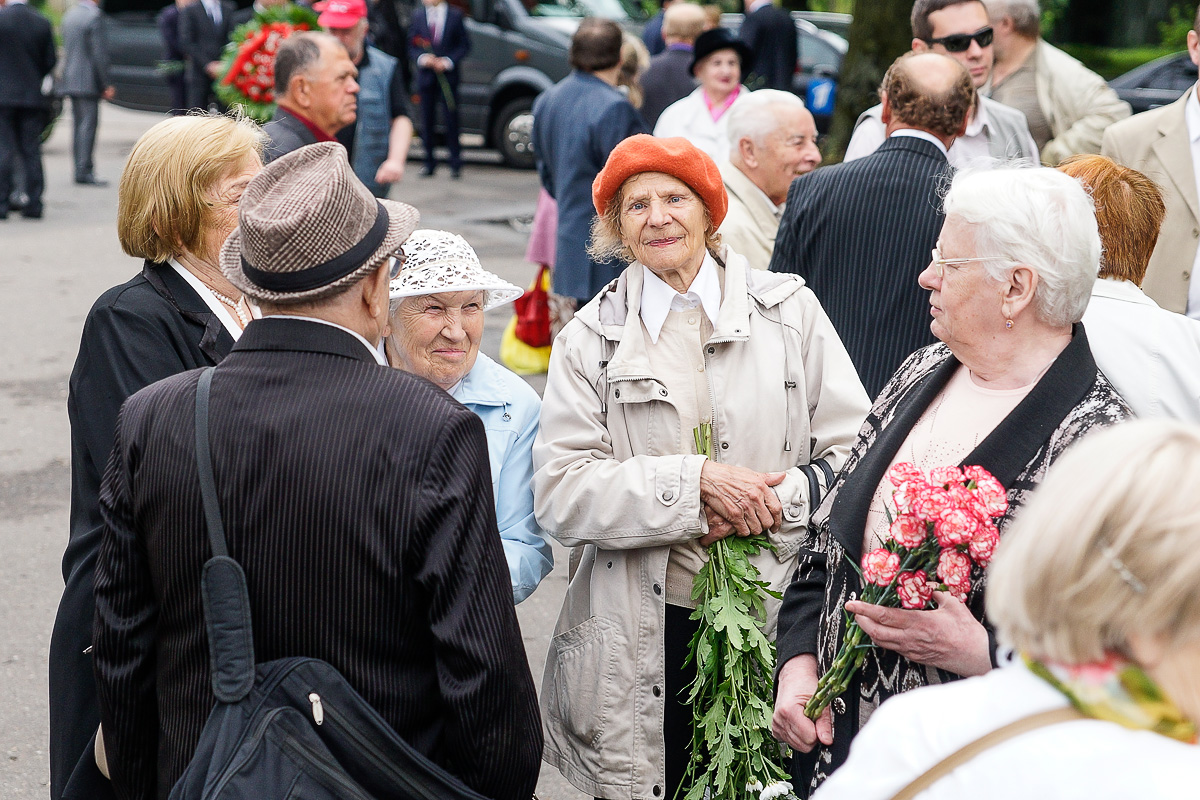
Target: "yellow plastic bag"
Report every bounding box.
[500,313,551,375]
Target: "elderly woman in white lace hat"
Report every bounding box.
[386,229,553,603]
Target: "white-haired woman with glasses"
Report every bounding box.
[772,167,1134,794]
[385,229,553,603]
[813,420,1200,799]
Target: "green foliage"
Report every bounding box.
[1160,3,1199,50]
[1057,43,1180,80]
[1039,0,1070,38]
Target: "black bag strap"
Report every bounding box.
[195,367,257,703]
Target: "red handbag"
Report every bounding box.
[512,266,553,348]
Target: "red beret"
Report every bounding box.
[592,135,728,228]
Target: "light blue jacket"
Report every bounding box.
[452,353,553,603]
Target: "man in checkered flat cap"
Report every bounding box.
[92,142,542,800]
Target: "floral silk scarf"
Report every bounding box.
[1025,654,1198,744]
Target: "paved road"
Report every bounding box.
[0,104,586,800]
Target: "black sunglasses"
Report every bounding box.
[925,26,993,53]
[387,244,407,279]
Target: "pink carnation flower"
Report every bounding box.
[964,466,1008,517]
[934,508,978,547]
[929,465,965,487]
[892,480,922,514]
[863,548,902,587]
[886,462,925,489]
[968,524,1000,566]
[914,486,954,522]
[888,514,927,549]
[944,578,970,603]
[937,549,972,587]
[896,570,933,610]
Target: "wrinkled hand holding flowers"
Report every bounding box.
[804,462,1007,720]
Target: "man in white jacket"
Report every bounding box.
[983,0,1130,165]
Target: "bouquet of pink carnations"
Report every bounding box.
[803,462,1007,719]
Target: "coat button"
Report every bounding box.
[653,786,662,797]
[653,583,662,595]
[614,388,620,398]
[786,505,801,519]
[1185,271,1192,280]
[607,561,613,568]
[721,442,729,449]
[707,346,715,354]
[662,490,674,501]
[659,388,668,397]
[1192,228,1198,238]
[833,697,846,714]
[652,685,662,697]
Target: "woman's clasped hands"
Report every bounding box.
[698,461,786,546]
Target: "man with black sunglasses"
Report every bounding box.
[845,0,1037,167]
[984,0,1129,165]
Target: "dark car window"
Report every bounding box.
[1150,59,1199,92]
[799,31,840,73]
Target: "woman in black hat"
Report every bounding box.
[652,27,752,161]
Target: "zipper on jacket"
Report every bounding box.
[309,692,324,725]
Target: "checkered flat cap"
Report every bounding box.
[221,142,419,303]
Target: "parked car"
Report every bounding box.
[719,11,846,133]
[1109,51,1194,114]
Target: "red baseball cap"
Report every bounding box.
[314,0,367,28]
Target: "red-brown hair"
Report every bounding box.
[1058,154,1166,286]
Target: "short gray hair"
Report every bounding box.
[274,32,343,95]
[981,0,1041,37]
[988,420,1200,664]
[943,166,1098,327]
[725,89,808,157]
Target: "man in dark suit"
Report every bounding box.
[409,0,469,177]
[93,141,543,800]
[157,0,198,114]
[59,0,114,186]
[769,52,975,397]
[262,32,360,162]
[640,1,704,129]
[0,0,56,219]
[178,0,234,109]
[739,0,797,91]
[532,17,647,312]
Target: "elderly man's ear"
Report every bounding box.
[737,136,760,170]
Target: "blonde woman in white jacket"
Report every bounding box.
[532,134,870,800]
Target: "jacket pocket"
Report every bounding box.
[545,616,619,748]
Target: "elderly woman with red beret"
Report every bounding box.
[532,135,870,800]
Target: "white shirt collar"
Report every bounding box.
[1186,85,1200,145]
[965,98,987,137]
[639,252,722,344]
[889,128,949,156]
[170,259,252,340]
[268,315,388,365]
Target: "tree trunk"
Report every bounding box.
[825,0,913,162]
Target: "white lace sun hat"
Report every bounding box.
[389,229,524,311]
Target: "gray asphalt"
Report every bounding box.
[0,103,586,800]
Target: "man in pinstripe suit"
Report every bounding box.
[92,143,542,800]
[769,52,975,398]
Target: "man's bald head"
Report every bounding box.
[880,51,975,139]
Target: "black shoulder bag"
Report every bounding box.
[170,367,491,800]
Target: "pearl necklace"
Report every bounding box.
[210,288,251,327]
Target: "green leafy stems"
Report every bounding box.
[802,538,940,720]
[679,424,794,800]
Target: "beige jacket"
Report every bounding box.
[1102,87,1198,314]
[1034,41,1131,165]
[718,161,780,270]
[532,248,870,800]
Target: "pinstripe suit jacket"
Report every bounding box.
[93,317,542,800]
[768,136,950,398]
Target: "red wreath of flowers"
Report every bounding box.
[214,5,320,122]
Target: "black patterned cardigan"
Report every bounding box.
[774,325,1133,796]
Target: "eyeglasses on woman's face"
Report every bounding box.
[930,247,994,278]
